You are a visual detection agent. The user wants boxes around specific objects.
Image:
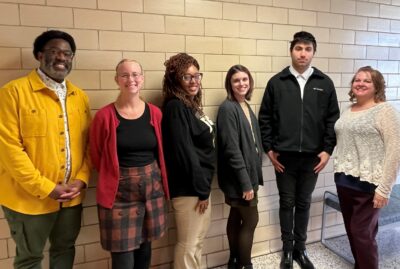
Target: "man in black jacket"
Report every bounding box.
[258,31,340,269]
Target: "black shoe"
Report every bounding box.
[227,258,237,269]
[280,251,293,269]
[241,264,253,269]
[293,249,315,269]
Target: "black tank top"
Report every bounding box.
[115,103,157,167]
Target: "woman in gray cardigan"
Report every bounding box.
[217,65,263,269]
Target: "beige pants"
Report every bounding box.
[172,196,211,269]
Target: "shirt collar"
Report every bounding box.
[289,65,314,80]
[37,68,66,91]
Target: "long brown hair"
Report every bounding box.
[162,53,203,114]
[225,65,254,102]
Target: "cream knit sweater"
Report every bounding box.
[334,102,400,198]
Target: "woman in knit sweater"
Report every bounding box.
[90,59,169,269]
[217,65,263,269]
[334,66,400,269]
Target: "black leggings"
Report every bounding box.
[227,205,259,266]
[111,241,151,269]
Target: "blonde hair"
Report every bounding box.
[115,59,143,74]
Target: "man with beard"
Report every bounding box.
[0,30,91,269]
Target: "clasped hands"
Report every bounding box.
[48,180,85,202]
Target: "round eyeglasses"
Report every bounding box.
[42,48,74,60]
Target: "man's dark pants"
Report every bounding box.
[276,152,319,251]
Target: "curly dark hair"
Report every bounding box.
[162,53,203,114]
[33,30,76,60]
[349,66,386,103]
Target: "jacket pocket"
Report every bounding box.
[3,208,33,258]
[20,108,47,137]
[67,107,81,132]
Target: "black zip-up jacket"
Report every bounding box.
[217,100,263,199]
[258,66,340,155]
[162,98,215,200]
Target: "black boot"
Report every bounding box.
[280,251,293,269]
[293,249,315,269]
[227,257,238,269]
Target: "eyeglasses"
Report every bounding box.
[42,48,74,60]
[118,72,143,80]
[182,73,203,82]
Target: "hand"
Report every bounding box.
[49,180,85,202]
[373,192,388,209]
[313,151,330,173]
[267,150,284,173]
[243,189,254,201]
[195,199,209,214]
[59,180,85,201]
[48,183,72,202]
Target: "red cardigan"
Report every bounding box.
[90,103,170,208]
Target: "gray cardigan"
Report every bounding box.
[216,99,263,199]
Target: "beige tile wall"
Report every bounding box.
[0,0,399,268]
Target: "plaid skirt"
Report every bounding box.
[98,161,167,252]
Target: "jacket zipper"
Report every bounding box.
[299,79,307,152]
[300,100,304,152]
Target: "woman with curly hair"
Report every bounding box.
[161,53,215,269]
[334,66,400,269]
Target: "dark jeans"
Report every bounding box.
[111,242,152,269]
[275,152,319,251]
[3,204,82,269]
[336,185,380,269]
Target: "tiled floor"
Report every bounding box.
[212,223,400,269]
[212,242,352,269]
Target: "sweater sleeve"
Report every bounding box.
[89,109,107,172]
[376,105,400,198]
[217,102,252,192]
[163,101,211,200]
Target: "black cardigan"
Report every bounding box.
[217,99,263,199]
[162,98,215,200]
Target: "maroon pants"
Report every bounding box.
[336,186,380,269]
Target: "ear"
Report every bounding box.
[114,75,118,84]
[37,51,44,61]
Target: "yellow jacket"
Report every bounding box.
[0,70,91,214]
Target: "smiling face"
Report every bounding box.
[115,61,144,95]
[290,42,315,74]
[37,38,73,82]
[230,71,250,102]
[351,71,376,102]
[180,64,202,97]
